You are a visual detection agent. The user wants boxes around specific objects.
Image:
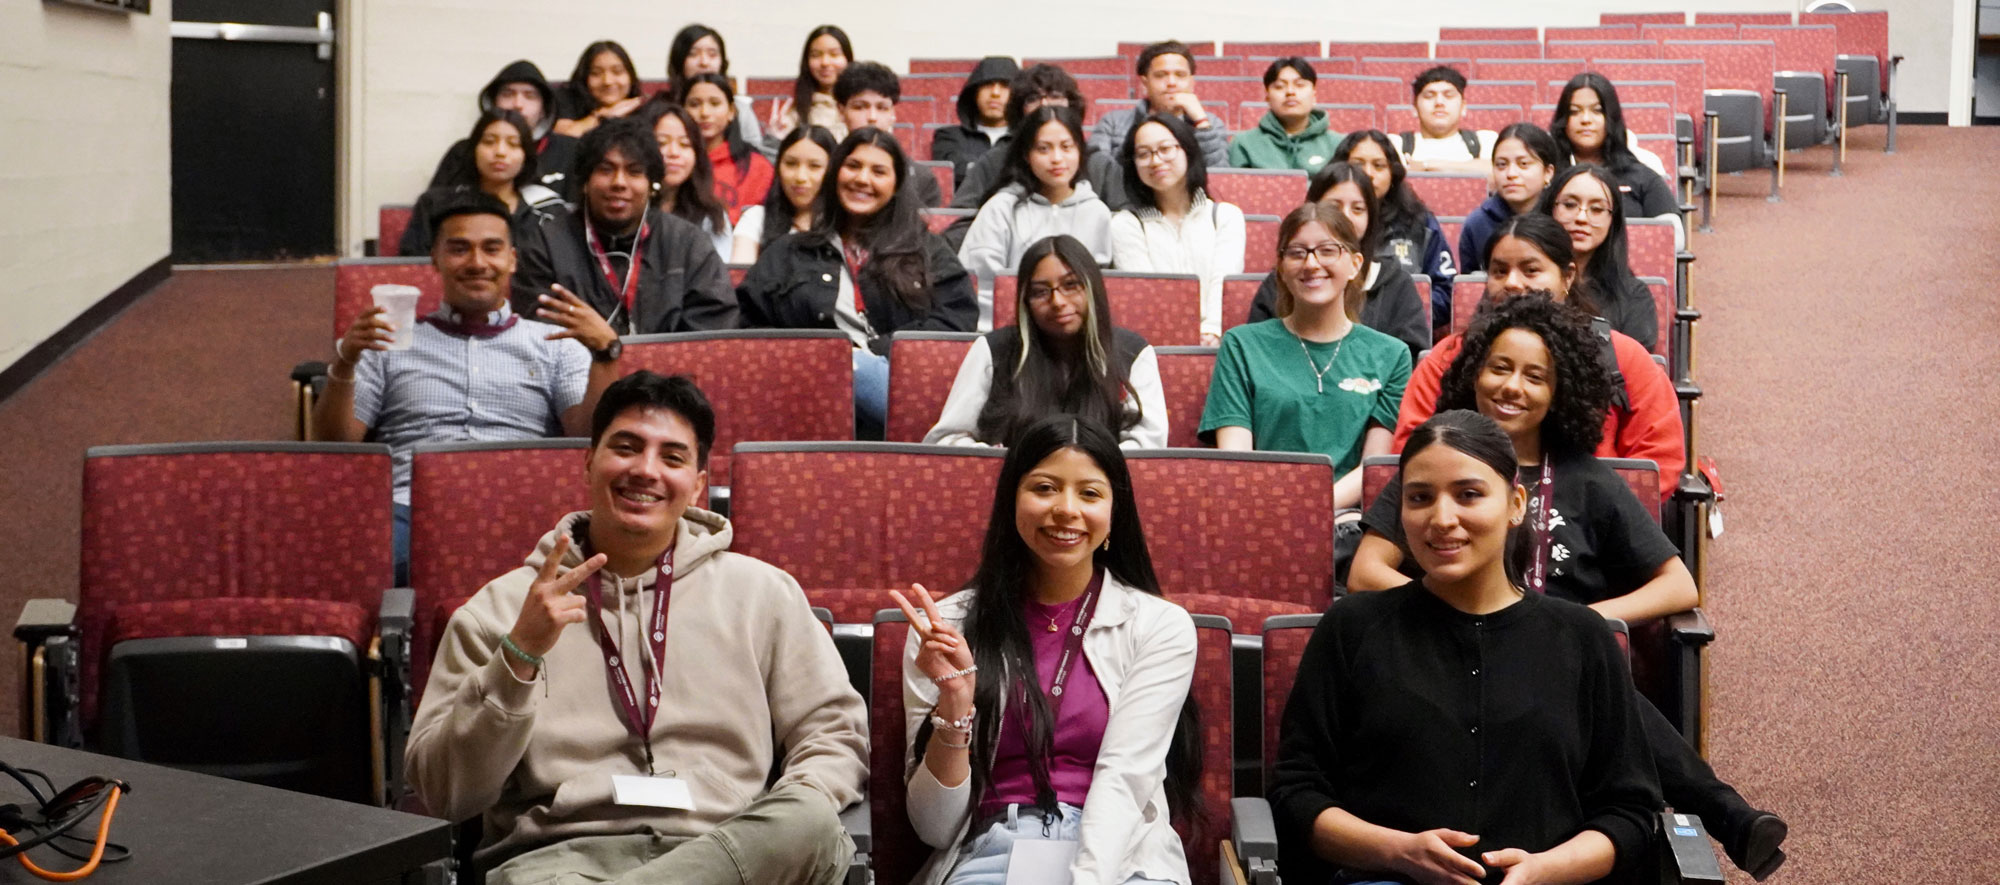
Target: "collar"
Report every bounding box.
[436,301,513,325]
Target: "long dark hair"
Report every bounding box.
[564,40,641,115]
[1550,72,1644,174]
[793,25,853,121]
[1306,161,1383,261]
[1120,112,1209,212]
[681,72,754,167]
[1537,163,1636,313]
[451,109,541,194]
[1492,122,1567,203]
[912,415,1198,826]
[639,99,728,231]
[813,127,932,310]
[758,125,839,246]
[667,24,728,96]
[1482,212,1596,315]
[975,237,1140,445]
[1436,292,1611,458]
[1400,409,1527,585]
[1334,129,1433,243]
[999,106,1089,198]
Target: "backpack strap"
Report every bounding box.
[1399,131,1415,155]
[1592,315,1631,413]
[1460,129,1481,158]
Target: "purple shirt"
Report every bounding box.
[978,595,1110,817]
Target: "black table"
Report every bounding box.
[0,737,450,884]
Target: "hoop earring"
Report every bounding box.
[1100,537,1110,553]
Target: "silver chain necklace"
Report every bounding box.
[1296,331,1346,394]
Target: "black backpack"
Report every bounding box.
[1399,129,1483,159]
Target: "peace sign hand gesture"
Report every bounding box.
[890,584,975,706]
[504,533,606,679]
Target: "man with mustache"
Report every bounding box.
[314,191,623,582]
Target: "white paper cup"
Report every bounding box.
[370,284,422,350]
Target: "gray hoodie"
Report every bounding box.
[956,180,1115,286]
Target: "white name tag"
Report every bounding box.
[1005,838,1079,884]
[612,775,695,810]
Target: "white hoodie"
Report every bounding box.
[957,181,1116,288]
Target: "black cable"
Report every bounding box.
[0,763,131,866]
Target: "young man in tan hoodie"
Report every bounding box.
[406,371,867,884]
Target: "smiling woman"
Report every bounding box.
[957,107,1114,291]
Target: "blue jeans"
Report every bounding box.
[944,802,1180,885]
[392,502,410,587]
[853,348,888,440]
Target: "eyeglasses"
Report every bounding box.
[1133,143,1181,164]
[1554,197,1613,221]
[1281,242,1354,263]
[1027,279,1089,301]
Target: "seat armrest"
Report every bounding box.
[14,599,77,645]
[1658,811,1728,882]
[839,799,871,855]
[1675,307,1701,322]
[292,360,328,386]
[1667,608,1714,647]
[380,587,414,635]
[1674,380,1702,403]
[1231,797,1280,867]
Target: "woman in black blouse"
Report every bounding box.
[1270,408,1660,885]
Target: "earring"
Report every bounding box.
[1100,537,1110,552]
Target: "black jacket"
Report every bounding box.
[398,184,563,258]
[514,206,737,334]
[425,61,580,196]
[1247,257,1431,358]
[737,231,977,354]
[1593,269,1661,355]
[933,57,1020,184]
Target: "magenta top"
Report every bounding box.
[977,593,1110,818]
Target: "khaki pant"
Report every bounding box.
[486,783,853,885]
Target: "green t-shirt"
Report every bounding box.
[1199,318,1412,475]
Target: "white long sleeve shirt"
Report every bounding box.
[921,334,1169,449]
[1108,192,1246,339]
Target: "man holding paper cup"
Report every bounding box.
[312,192,624,581]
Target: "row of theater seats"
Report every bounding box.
[13,438,1711,884]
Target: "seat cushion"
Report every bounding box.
[107,597,373,650]
[1172,593,1319,635]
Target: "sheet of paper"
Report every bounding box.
[612,775,695,810]
[1005,838,1079,885]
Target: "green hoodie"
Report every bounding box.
[1226,108,1342,174]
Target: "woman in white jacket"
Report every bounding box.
[1109,112,1246,346]
[959,108,1115,320]
[894,414,1199,885]
[926,235,1167,449]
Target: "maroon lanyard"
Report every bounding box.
[1043,568,1106,715]
[1522,462,1556,594]
[584,217,650,315]
[582,547,673,774]
[841,242,869,316]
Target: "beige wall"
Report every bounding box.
[0,1,172,373]
[343,0,1968,253]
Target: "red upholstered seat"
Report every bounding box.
[1551,39,1663,61]
[1241,214,1280,275]
[1325,41,1428,60]
[1440,27,1538,42]
[1223,41,1321,58]
[1600,12,1686,27]
[1318,102,1379,134]
[1460,103,1527,131]
[898,73,963,103]
[1742,24,1839,82]
[1205,169,1307,219]
[1436,216,1464,268]
[1546,25,1638,43]
[917,161,954,207]
[1589,60,1707,136]
[869,614,927,885]
[743,76,796,94]
[1800,10,1890,81]
[1360,453,1400,513]
[1471,59,1586,98]
[1449,273,1488,337]
[1220,274,1262,334]
[1642,24,1741,43]
[1176,613,1235,885]
[993,272,1203,347]
[108,598,373,650]
[920,207,971,235]
[619,331,854,486]
[1172,593,1316,635]
[1359,57,1471,83]
[1623,101,1676,136]
[726,263,750,288]
[1436,40,1543,60]
[332,258,443,339]
[1406,173,1489,219]
[1153,346,1217,449]
[1189,56,1250,78]
[907,59,977,76]
[1469,79,1539,110]
[1126,451,1336,607]
[1023,56,1128,77]
[378,205,413,257]
[1696,12,1794,27]
[801,588,893,626]
[885,332,977,443]
[1197,77,1263,110]
[1314,74,1404,108]
[1610,80,1679,110]
[1074,76,1132,118]
[1260,613,1320,778]
[896,97,938,126]
[1118,42,1217,65]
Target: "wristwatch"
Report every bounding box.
[590,338,623,363]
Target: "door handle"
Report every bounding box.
[172,12,334,60]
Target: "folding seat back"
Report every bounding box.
[1435,216,1465,267]
[908,59,978,75]
[896,97,939,126]
[1242,214,1281,275]
[1665,41,1776,106]
[884,332,978,443]
[1440,27,1539,42]
[743,75,795,95]
[1696,12,1794,26]
[1318,102,1379,133]
[1314,74,1404,109]
[1460,103,1527,131]
[1224,41,1322,58]
[1024,56,1127,77]
[726,263,750,288]
[1197,76,1265,110]
[868,611,928,885]
[730,443,1004,594]
[1742,24,1839,80]
[1601,12,1685,27]
[1665,41,1778,171]
[1545,25,1638,43]
[1220,274,1263,334]
[916,160,954,206]
[75,442,394,801]
[1743,24,1839,145]
[1206,168,1309,219]
[1090,97,1142,128]
[377,205,413,257]
[900,73,965,103]
[748,97,780,129]
[1589,60,1706,135]
[1236,102,1268,132]
[991,272,1203,347]
[1360,57,1471,83]
[1639,276,1674,359]
[909,124,942,162]
[619,330,854,487]
[333,258,442,339]
[1325,41,1429,60]
[1360,453,1400,514]
[1074,74,1132,107]
[1471,59,1585,98]
[1260,613,1321,779]
[1125,450,1336,607]
[1153,345,1217,449]
[1436,40,1543,60]
[1449,273,1488,336]
[1300,57,1359,77]
[1799,10,1891,93]
[1177,613,1235,885]
[1642,24,1741,43]
[1624,218,1678,285]
[1608,79,1678,109]
[1119,41,1217,66]
[1468,79,1539,110]
[920,207,972,235]
[406,439,589,699]
[1405,173,1489,219]
[1549,39,1662,60]
[1191,57,1250,78]
[1623,101,1676,136]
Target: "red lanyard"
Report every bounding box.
[1522,462,1556,594]
[582,547,674,774]
[841,242,869,315]
[1043,568,1106,714]
[584,217,650,314]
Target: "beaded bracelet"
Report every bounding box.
[499,634,544,669]
[929,705,976,735]
[930,664,977,686]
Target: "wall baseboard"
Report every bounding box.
[1897,112,1948,125]
[0,256,172,404]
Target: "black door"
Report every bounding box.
[171,0,336,262]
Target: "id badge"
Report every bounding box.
[612,774,695,810]
[1004,838,1079,884]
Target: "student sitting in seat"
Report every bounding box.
[666,24,762,148]
[931,57,1020,186]
[731,126,838,264]
[835,62,944,208]
[738,128,977,438]
[1540,164,1661,354]
[958,107,1114,294]
[409,371,868,885]
[424,60,578,197]
[681,73,774,226]
[551,41,647,140]
[1397,65,1496,174]
[1350,296,1788,881]
[1458,122,1565,275]
[1550,73,1677,218]
[1090,41,1231,170]
[1245,161,1430,358]
[1200,203,1411,515]
[1109,113,1245,345]
[1271,408,1662,885]
[400,110,565,257]
[1227,57,1343,174]
[1392,213,1683,497]
[951,64,1131,249]
[766,25,852,148]
[895,414,1199,885]
[1334,130,1457,324]
[641,100,733,260]
[927,235,1167,448]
